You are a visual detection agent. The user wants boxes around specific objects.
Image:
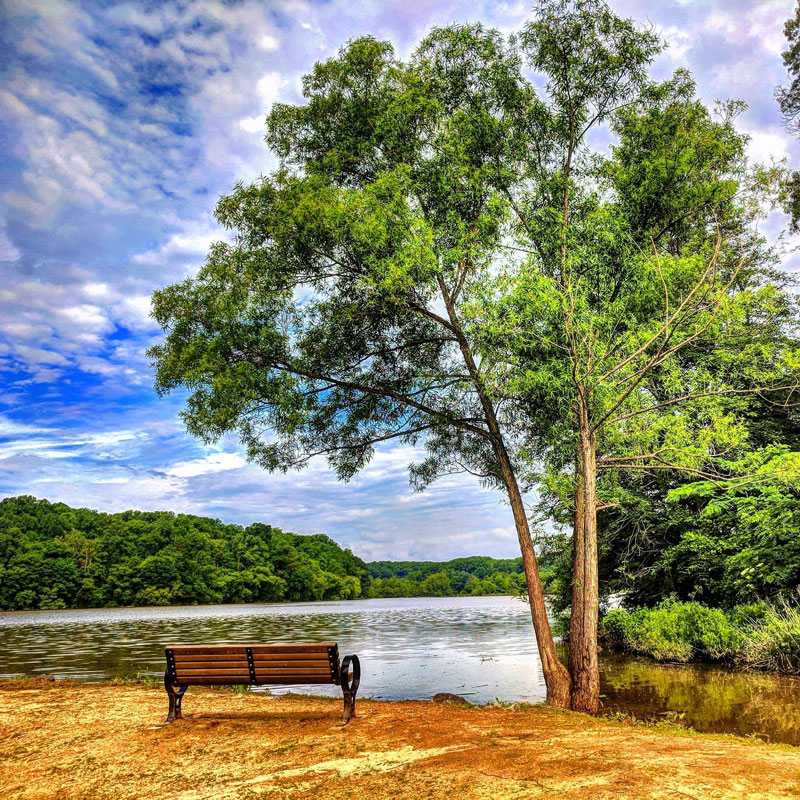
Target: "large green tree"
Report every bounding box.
[150,13,586,707]
[151,0,798,712]
[485,51,800,709]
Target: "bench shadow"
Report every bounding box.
[171,709,337,725]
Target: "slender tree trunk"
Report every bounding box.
[435,277,571,708]
[568,401,600,713]
[496,447,572,708]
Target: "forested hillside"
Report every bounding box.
[0,496,534,610]
[0,496,370,610]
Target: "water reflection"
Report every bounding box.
[2,596,799,745]
[600,651,800,744]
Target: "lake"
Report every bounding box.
[3,595,800,745]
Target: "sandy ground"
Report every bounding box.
[2,678,800,799]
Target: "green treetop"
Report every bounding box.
[476,43,800,709]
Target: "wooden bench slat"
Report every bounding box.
[255,668,332,675]
[178,675,336,685]
[167,644,334,655]
[251,659,331,668]
[173,653,331,664]
[172,652,249,660]
[174,679,250,684]
[250,653,335,662]
[176,664,256,675]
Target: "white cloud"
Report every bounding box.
[162,452,248,478]
[0,416,55,436]
[131,223,222,271]
[12,345,71,366]
[0,219,20,262]
[744,128,790,164]
[238,115,266,133]
[259,34,280,51]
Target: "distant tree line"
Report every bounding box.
[367,557,529,598]
[0,496,532,610]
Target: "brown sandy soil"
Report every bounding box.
[2,678,800,799]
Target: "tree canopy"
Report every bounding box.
[150,0,800,712]
[485,42,800,709]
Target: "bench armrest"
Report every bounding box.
[340,654,360,696]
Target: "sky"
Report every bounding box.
[0,0,798,562]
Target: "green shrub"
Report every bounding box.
[600,601,742,663]
[634,604,694,661]
[601,601,800,674]
[740,605,800,673]
[672,602,743,660]
[727,601,771,631]
[600,607,645,647]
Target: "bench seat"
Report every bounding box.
[163,642,360,725]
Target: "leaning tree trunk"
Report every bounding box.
[568,403,600,713]
[496,446,572,708]
[437,281,571,708]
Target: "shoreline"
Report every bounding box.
[0,593,521,615]
[3,678,800,799]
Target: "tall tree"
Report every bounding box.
[485,61,800,710]
[150,0,753,710]
[151,19,584,704]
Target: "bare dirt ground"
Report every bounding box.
[2,678,800,799]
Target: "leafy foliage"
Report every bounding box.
[741,603,800,673]
[0,496,370,610]
[543,448,800,611]
[601,600,800,674]
[601,601,744,662]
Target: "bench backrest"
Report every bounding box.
[164,643,340,686]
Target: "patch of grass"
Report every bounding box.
[603,709,693,733]
[740,604,800,673]
[111,672,160,687]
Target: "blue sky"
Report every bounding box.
[0,0,798,561]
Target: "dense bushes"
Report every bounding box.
[601,600,800,673]
[602,601,744,662]
[739,605,800,673]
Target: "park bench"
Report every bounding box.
[163,642,361,725]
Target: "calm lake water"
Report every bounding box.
[2,595,799,745]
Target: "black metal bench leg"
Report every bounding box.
[338,655,360,726]
[164,670,187,723]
